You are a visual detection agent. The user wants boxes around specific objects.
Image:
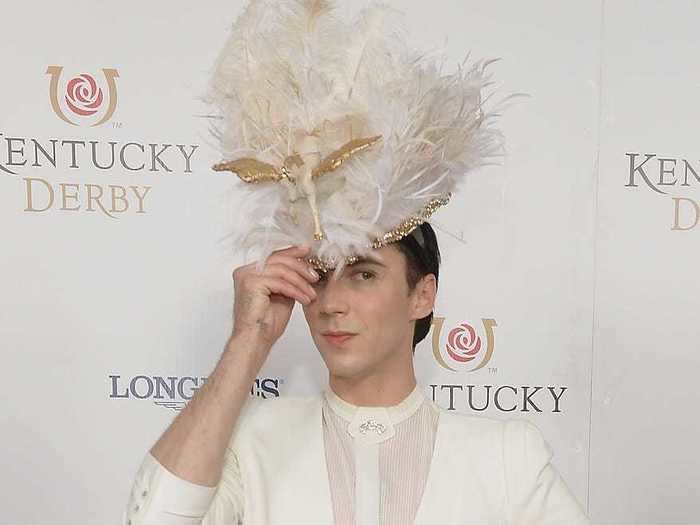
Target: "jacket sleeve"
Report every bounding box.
[121,446,245,525]
[502,419,591,525]
[121,396,263,525]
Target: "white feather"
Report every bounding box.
[206,0,508,267]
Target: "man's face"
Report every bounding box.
[302,245,430,381]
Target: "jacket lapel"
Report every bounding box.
[413,410,455,524]
[262,398,336,525]
[413,410,507,525]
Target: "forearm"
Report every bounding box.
[149,332,270,487]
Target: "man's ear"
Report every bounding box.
[410,273,437,320]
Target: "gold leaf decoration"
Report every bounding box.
[312,135,383,178]
[212,158,284,183]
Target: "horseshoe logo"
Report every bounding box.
[46,66,119,126]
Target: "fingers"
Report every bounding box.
[257,263,317,302]
[233,266,312,305]
[269,244,312,259]
[260,276,312,305]
[232,245,320,305]
[232,245,313,280]
[262,245,320,289]
[265,252,320,283]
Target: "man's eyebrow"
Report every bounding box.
[351,258,386,268]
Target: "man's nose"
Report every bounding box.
[318,277,349,316]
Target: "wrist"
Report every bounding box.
[226,330,273,366]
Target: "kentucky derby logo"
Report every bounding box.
[430,317,497,372]
[46,66,119,126]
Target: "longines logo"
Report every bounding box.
[108,374,282,411]
[626,152,700,231]
[0,65,202,218]
[430,317,496,372]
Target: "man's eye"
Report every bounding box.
[356,270,375,280]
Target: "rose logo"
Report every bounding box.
[65,74,103,116]
[430,317,497,372]
[46,66,120,126]
[446,323,481,363]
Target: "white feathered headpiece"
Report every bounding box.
[207,0,505,271]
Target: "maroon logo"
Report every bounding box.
[431,317,497,372]
[46,66,119,126]
[65,73,104,116]
[446,323,482,363]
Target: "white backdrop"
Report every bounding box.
[0,1,697,524]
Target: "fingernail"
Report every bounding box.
[309,268,319,280]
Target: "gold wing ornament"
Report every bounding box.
[212,158,286,182]
[312,135,382,178]
[212,134,383,241]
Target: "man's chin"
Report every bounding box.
[320,350,369,378]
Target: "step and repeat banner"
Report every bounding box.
[1,1,697,524]
[590,1,700,523]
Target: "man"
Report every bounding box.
[123,1,591,523]
[122,223,590,525]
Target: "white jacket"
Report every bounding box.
[124,394,591,525]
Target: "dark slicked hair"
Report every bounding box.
[393,222,441,350]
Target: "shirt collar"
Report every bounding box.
[322,383,426,426]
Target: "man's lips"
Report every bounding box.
[321,331,357,345]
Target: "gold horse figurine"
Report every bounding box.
[213,134,382,241]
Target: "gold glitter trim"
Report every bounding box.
[370,194,451,249]
[304,194,451,270]
[306,255,358,272]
